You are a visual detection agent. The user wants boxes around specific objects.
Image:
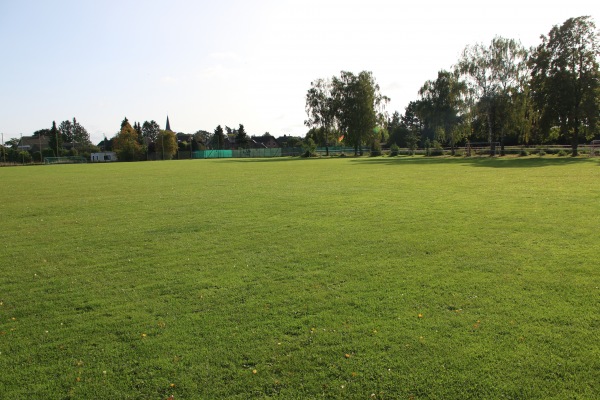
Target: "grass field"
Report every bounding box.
[1,156,599,399]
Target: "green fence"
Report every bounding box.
[193,150,233,159]
[193,148,283,159]
[233,148,282,158]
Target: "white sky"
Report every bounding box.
[0,0,597,144]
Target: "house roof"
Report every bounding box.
[19,135,50,150]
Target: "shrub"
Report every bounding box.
[42,148,56,158]
[519,149,529,157]
[538,150,546,156]
[370,141,382,157]
[390,143,399,157]
[18,151,32,163]
[557,150,568,157]
[430,140,444,156]
[301,138,317,157]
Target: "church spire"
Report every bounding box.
[165,115,171,132]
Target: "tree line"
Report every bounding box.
[1,115,288,163]
[0,118,95,163]
[109,120,261,161]
[305,16,599,157]
[3,16,596,163]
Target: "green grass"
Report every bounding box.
[1,156,599,399]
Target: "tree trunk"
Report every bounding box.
[500,129,505,156]
[571,127,579,157]
[487,107,495,156]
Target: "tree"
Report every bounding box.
[59,120,74,143]
[121,117,130,129]
[156,129,177,160]
[530,16,600,156]
[387,111,402,145]
[191,130,211,150]
[142,120,160,153]
[236,124,249,148]
[133,122,143,144]
[58,118,90,147]
[331,71,388,156]
[48,121,62,156]
[113,119,142,161]
[457,37,527,155]
[418,70,467,155]
[5,137,20,149]
[402,101,424,154]
[213,125,225,149]
[74,118,91,145]
[504,55,538,146]
[305,78,336,156]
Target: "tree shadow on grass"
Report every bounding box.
[349,156,599,168]
[214,157,319,163]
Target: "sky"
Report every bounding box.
[0,0,598,145]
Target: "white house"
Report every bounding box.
[91,152,117,162]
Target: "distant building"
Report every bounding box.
[19,135,50,153]
[91,152,117,162]
[165,115,172,132]
[251,136,280,149]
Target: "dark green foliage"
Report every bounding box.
[301,137,317,157]
[370,140,382,156]
[530,16,600,156]
[17,150,32,163]
[213,125,225,149]
[305,78,336,155]
[42,148,55,158]
[59,118,91,146]
[332,71,388,156]
[389,143,400,157]
[236,124,249,148]
[48,121,62,155]
[142,120,160,144]
[419,70,467,155]
[430,140,444,156]
[424,138,431,156]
